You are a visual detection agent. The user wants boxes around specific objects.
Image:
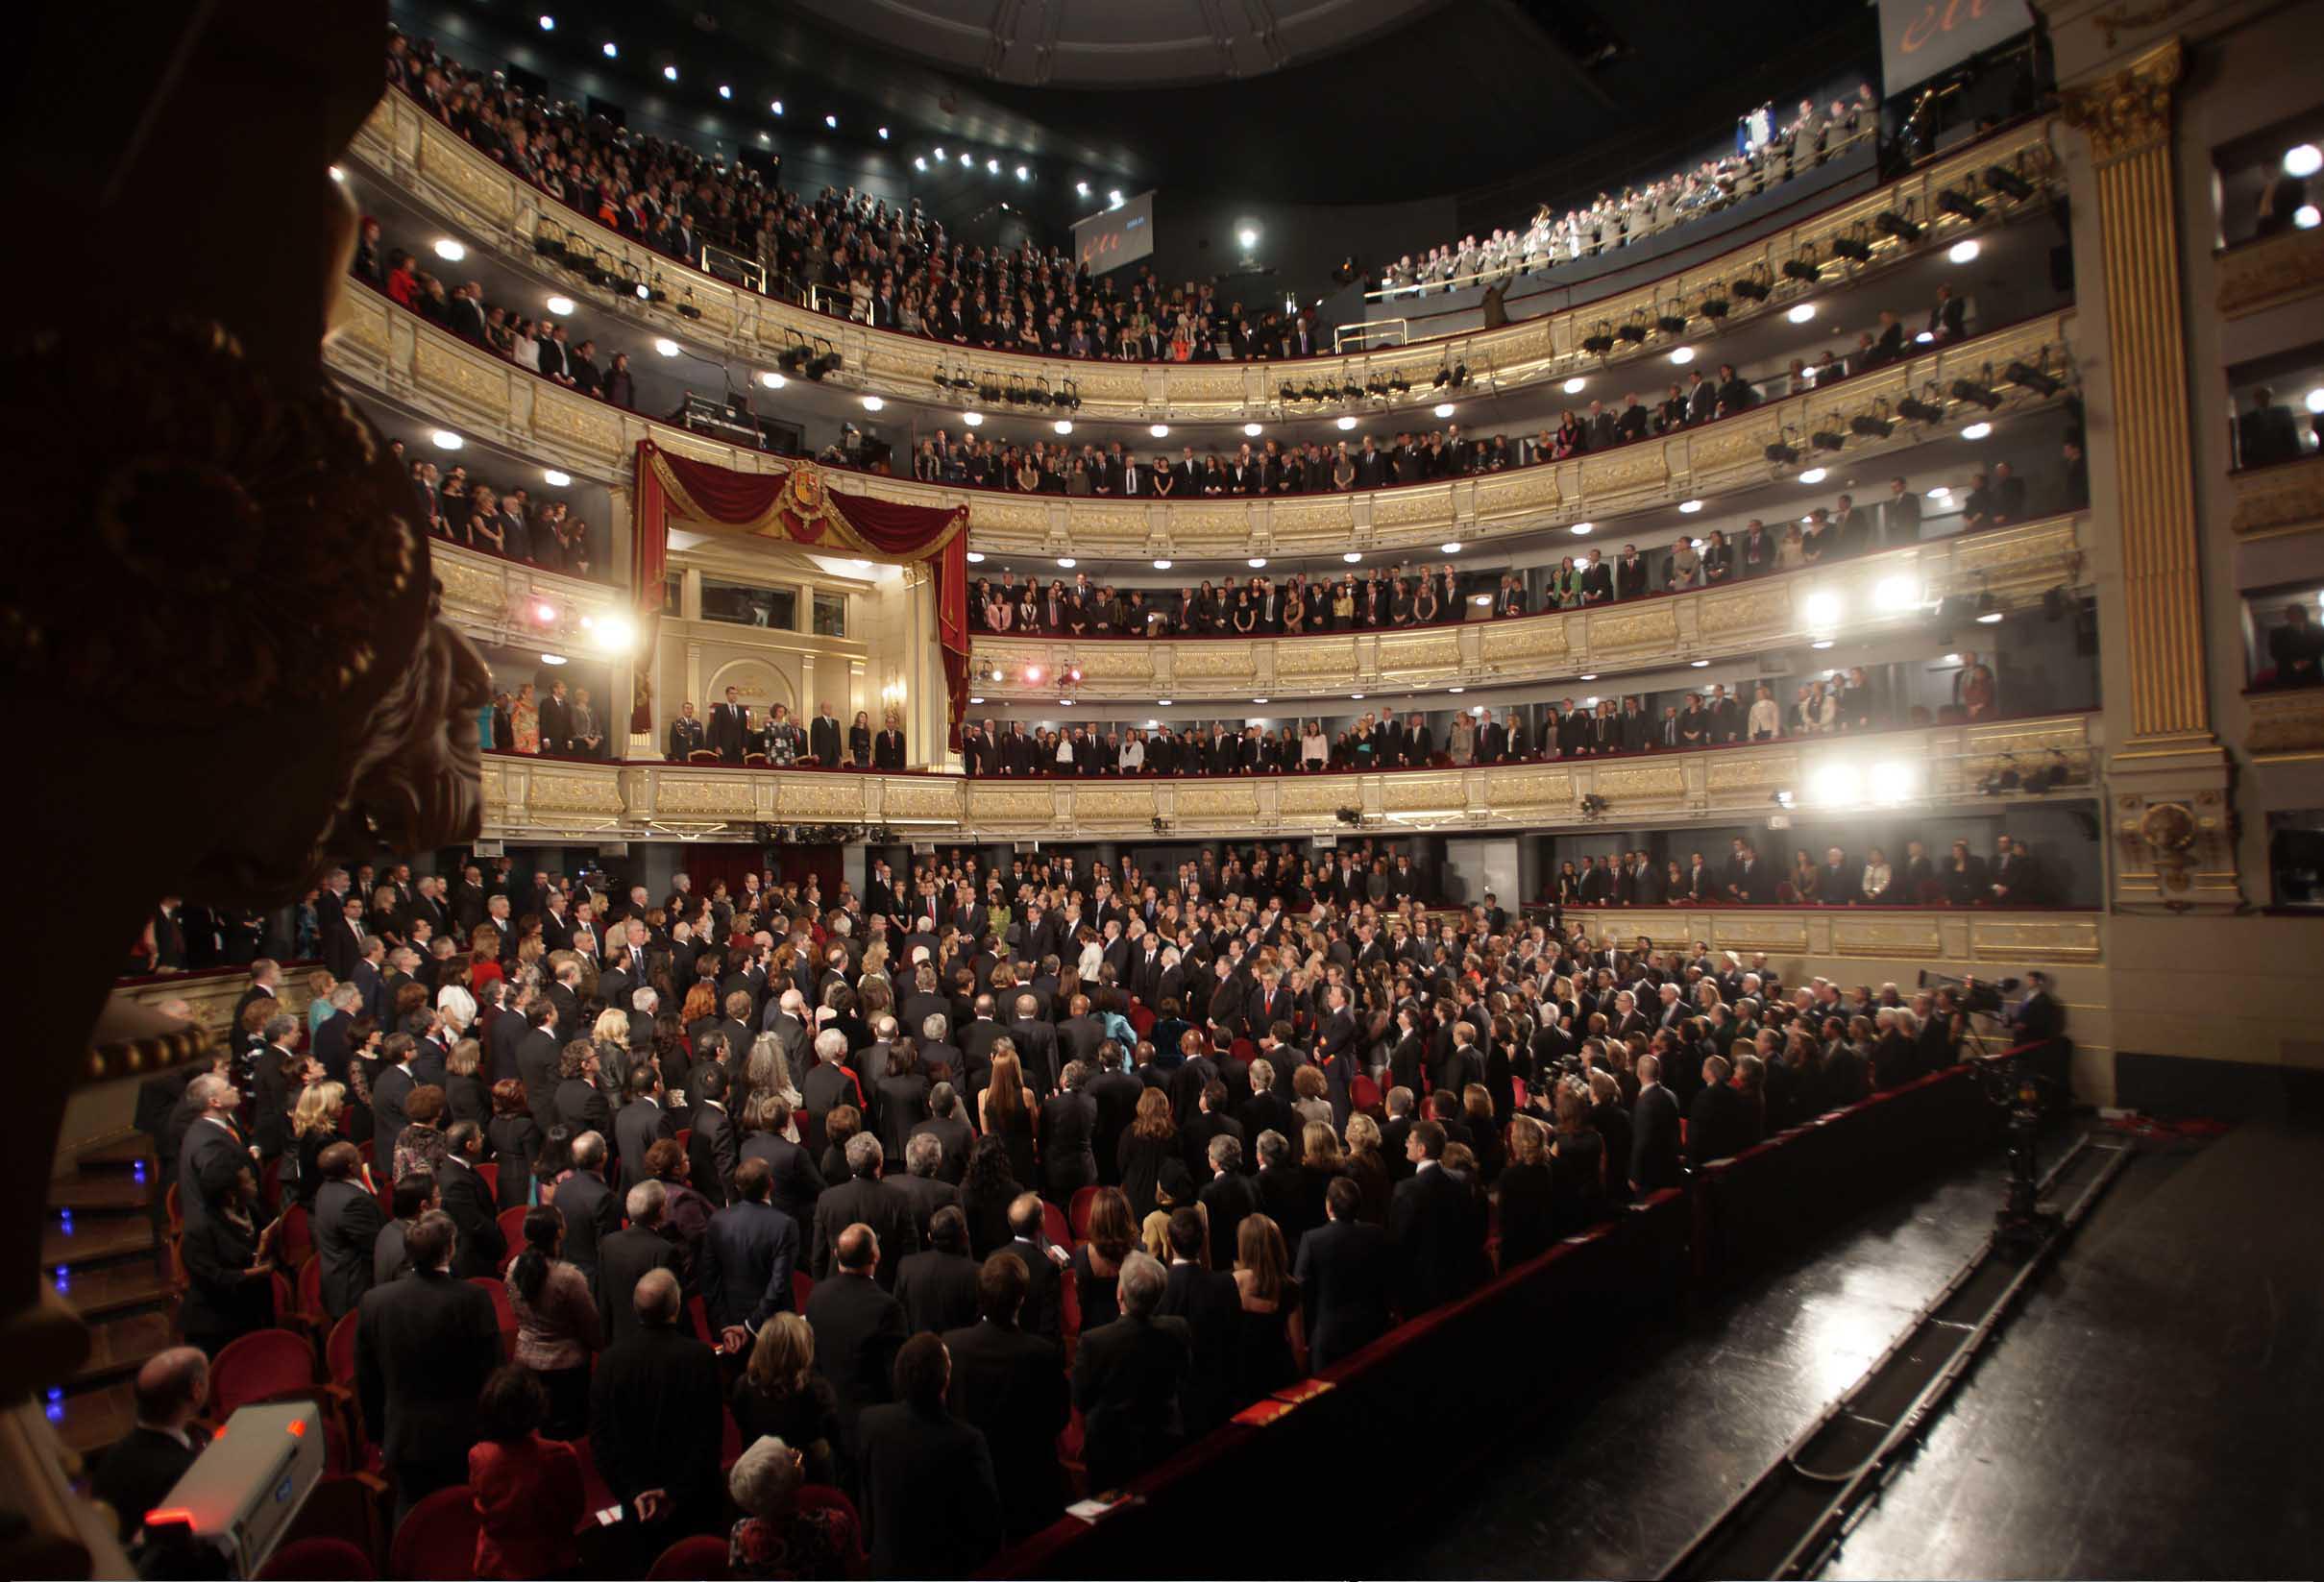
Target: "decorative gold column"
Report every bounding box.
[2062,37,2240,910]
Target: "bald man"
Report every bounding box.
[589,1268,725,1543]
[91,1348,208,1541]
[803,1223,908,1442]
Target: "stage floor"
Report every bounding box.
[1382,1119,2324,1580]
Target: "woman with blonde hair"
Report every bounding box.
[287,1081,355,1205]
[1341,1112,1391,1225]
[1233,1213,1298,1397]
[305,969,339,1035]
[746,1034,800,1120]
[444,1037,490,1125]
[468,928,506,993]
[731,1312,845,1490]
[1495,1113,1556,1268]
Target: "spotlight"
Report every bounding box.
[1984,164,2036,201]
[1798,467,1827,485]
[1874,210,1922,243]
[1937,186,1986,221]
[1873,575,1919,611]
[1344,551,1363,563]
[1677,499,1702,514]
[1766,441,1801,465]
[1076,181,1089,196]
[771,100,784,115]
[1899,395,1945,424]
[1336,415,1358,430]
[1851,413,1896,438]
[1811,425,1847,451]
[1243,422,1263,437]
[663,64,678,81]
[720,84,732,99]
[2288,144,2324,179]
[1733,276,1770,303]
[1975,593,2004,624]
[1700,293,1730,319]
[1249,557,1268,569]
[1581,329,1616,355]
[1669,347,1696,365]
[1441,542,1462,554]
[531,599,557,624]
[654,337,680,357]
[543,469,571,487]
[1150,424,1169,438]
[915,158,926,171]
[545,294,576,316]
[431,237,466,262]
[2006,360,2063,399]
[1433,402,1456,419]
[879,127,891,140]
[826,113,839,129]
[1948,238,1982,264]
[1563,377,1587,394]
[1788,303,1817,324]
[538,13,555,29]
[1617,322,1651,344]
[1151,559,1172,572]
[1950,377,2003,410]
[1782,256,1822,283]
[1571,522,1594,535]
[1025,666,1043,684]
[1108,190,1123,207]
[601,40,617,58]
[1802,591,1841,628]
[1961,421,1994,441]
[429,428,464,450]
[1831,234,1873,263]
[861,395,884,411]
[1656,311,1689,336]
[1053,419,1073,435]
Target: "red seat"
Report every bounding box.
[495,1206,529,1276]
[645,1533,729,1581]
[326,1311,358,1386]
[468,1276,518,1359]
[294,1257,329,1333]
[792,1270,815,1313]
[1127,1004,1156,1037]
[1041,1201,1070,1250]
[278,1472,390,1570]
[260,1156,284,1215]
[163,1182,183,1235]
[1068,1185,1101,1243]
[1349,1073,1383,1118]
[673,1128,694,1152]
[388,1485,478,1581]
[210,1328,319,1417]
[1229,1036,1257,1060]
[257,1536,374,1580]
[475,1162,498,1201]
[277,1204,314,1269]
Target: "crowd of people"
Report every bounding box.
[1375,88,1880,298]
[385,435,600,578]
[125,836,2022,1572]
[1553,832,2059,908]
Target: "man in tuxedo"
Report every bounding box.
[1727,839,1773,904]
[1687,1054,1755,1168]
[355,1213,501,1521]
[805,1224,910,1442]
[943,1251,1070,1541]
[599,1182,687,1344]
[709,686,749,764]
[699,1158,798,1337]
[1629,1054,1684,1192]
[1154,1208,1241,1437]
[666,701,706,761]
[90,1349,209,1543]
[554,1132,621,1286]
[1388,1121,1480,1315]
[1294,1177,1394,1371]
[312,1141,386,1319]
[685,1063,739,1206]
[1070,1252,1191,1495]
[856,1333,1006,1578]
[808,700,844,767]
[812,1133,921,1286]
[1927,281,1968,342]
[1880,475,1922,549]
[588,1269,726,1545]
[614,1066,675,1190]
[538,680,575,756]
[435,1124,504,1279]
[323,893,368,982]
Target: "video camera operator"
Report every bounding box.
[2006,969,2065,1044]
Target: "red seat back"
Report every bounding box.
[210,1328,318,1417]
[468,1277,518,1357]
[164,1182,183,1235]
[1068,1185,1101,1242]
[792,1270,815,1313]
[277,1205,314,1269]
[1349,1073,1382,1117]
[388,1485,478,1581]
[475,1162,499,1201]
[1041,1201,1070,1250]
[296,1257,326,1326]
[326,1311,358,1385]
[645,1533,729,1581]
[257,1536,374,1580]
[795,1486,866,1573]
[495,1206,529,1275]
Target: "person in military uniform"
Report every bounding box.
[667,700,706,761]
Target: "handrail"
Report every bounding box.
[347,91,2058,421]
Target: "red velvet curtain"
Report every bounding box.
[631,441,969,747]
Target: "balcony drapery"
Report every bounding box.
[630,440,972,745]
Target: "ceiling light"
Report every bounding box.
[962,153,975,167]
[541,652,567,665]
[1248,557,1268,569]
[861,395,885,411]
[1237,228,1259,249]
[1473,594,1493,606]
[966,550,986,563]
[1873,575,1920,611]
[1678,499,1702,513]
[1563,377,1587,394]
[1150,424,1169,438]
[1433,402,1456,418]
[1813,763,1863,805]
[531,601,557,624]
[969,696,986,705]
[1243,422,1262,437]
[771,100,784,115]
[962,410,983,426]
[1977,608,2006,624]
[1802,591,1842,628]
[1057,557,1076,569]
[2305,387,2324,414]
[1108,190,1124,207]
[914,157,927,171]
[1441,542,1462,554]
[1253,697,1269,704]
[1448,687,1464,694]
[431,238,466,262]
[1015,165,1029,181]
[2298,206,2322,230]
[1578,673,1598,681]
[933,146,944,159]
[1076,182,1090,197]
[758,371,785,389]
[593,615,639,655]
[1787,304,1816,324]
[2284,144,2322,179]
[1343,551,1362,563]
[542,468,571,487]
[1350,693,1365,700]
[429,428,463,450]
[1948,238,1981,264]
[538,14,555,30]
[649,338,678,358]
[1961,421,1994,441]
[1053,420,1073,435]
[1336,415,1358,430]
[328,165,344,183]
[1798,467,1827,485]
[1669,347,1695,365]
[663,64,678,81]
[825,113,839,129]
[879,127,891,140]
[1690,658,1710,669]
[545,294,577,316]
[1572,522,1594,535]
[987,158,1000,173]
[601,40,617,58]
[1153,558,1173,570]
[719,85,732,100]
[1157,698,1172,706]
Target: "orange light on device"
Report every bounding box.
[144,1508,195,1528]
[285,1419,307,1436]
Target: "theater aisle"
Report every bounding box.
[1383,1145,2013,1579]
[1822,1119,2324,1581]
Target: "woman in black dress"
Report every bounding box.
[179,1161,278,1357]
[978,1051,1040,1190]
[848,710,873,769]
[1233,1213,1299,1400]
[1040,1061,1100,1205]
[1068,1187,1136,1333]
[1494,1113,1558,1270]
[958,1135,1019,1261]
[1548,1084,1609,1237]
[1115,1087,1179,1221]
[731,1312,849,1494]
[487,1079,543,1210]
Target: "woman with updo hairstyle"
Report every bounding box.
[731,1312,845,1492]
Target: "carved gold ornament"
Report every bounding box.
[2061,37,2184,163]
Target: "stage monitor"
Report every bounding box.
[1879,0,2034,93]
[1073,191,1155,275]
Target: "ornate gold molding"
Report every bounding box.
[2061,37,2185,164]
[2246,689,2324,758]
[2227,454,2324,539]
[2214,226,2324,320]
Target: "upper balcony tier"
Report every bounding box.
[345,90,2062,426]
[330,295,2077,564]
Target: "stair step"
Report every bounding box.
[49,1177,153,1214]
[76,1135,157,1174]
[72,1310,177,1388]
[50,1380,137,1460]
[57,1263,181,1322]
[43,1217,157,1274]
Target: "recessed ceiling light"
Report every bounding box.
[653,337,680,356]
[1578,673,1598,681]
[1153,558,1173,570]
[2297,205,2322,230]
[1248,557,1268,569]
[431,238,466,262]
[329,165,345,183]
[966,550,986,563]
[962,411,983,426]
[1810,638,1835,649]
[758,371,785,389]
[2306,387,2324,414]
[1076,182,1089,197]
[1157,698,1172,706]
[1961,421,1994,441]
[914,157,927,171]
[538,14,555,30]
[2287,144,2324,179]
[962,153,975,167]
[719,84,732,100]
[771,100,784,115]
[543,469,571,487]
[1434,402,1456,418]
[1441,543,1462,556]
[1977,609,2005,624]
[1015,165,1030,181]
[1053,420,1073,435]
[861,395,885,411]
[878,127,891,140]
[1243,422,1262,437]
[933,146,944,159]
[825,113,839,129]
[1253,697,1268,704]
[541,652,568,665]
[1057,557,1076,569]
[1336,415,1358,430]
[1350,693,1365,700]
[1798,467,1827,485]
[1689,658,1710,668]
[1108,190,1124,207]
[987,158,1000,173]
[1448,687,1464,694]
[1563,377,1586,394]
[1948,238,1981,264]
[663,64,678,81]
[969,696,986,705]
[1343,551,1362,563]
[601,40,617,58]
[1150,424,1169,438]
[1669,347,1696,365]
[1678,499,1703,513]
[545,294,576,316]
[1571,522,1593,535]
[1788,303,1816,324]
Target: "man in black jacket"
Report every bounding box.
[90,1349,209,1543]
[857,1333,1005,1577]
[355,1213,501,1521]
[1155,1208,1242,1436]
[685,1063,739,1206]
[313,1142,386,1320]
[804,1223,910,1445]
[943,1251,1070,1541]
[613,1066,675,1192]
[812,1133,921,1286]
[1629,1054,1685,1192]
[708,686,749,764]
[700,1158,798,1338]
[1687,1054,1756,1168]
[893,1205,981,1335]
[1293,1177,1393,1371]
[1071,1251,1191,1494]
[554,1132,621,1287]
[1387,1121,1480,1315]
[434,1124,504,1279]
[599,1180,687,1343]
[588,1269,726,1550]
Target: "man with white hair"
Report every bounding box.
[598,1179,684,1343]
[800,1026,863,1125]
[812,1132,919,1287]
[174,1073,248,1228]
[1070,1251,1191,1493]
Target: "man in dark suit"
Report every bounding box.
[1293,1177,1394,1371]
[908,1083,975,1185]
[312,1142,386,1321]
[708,686,749,764]
[1071,1251,1191,1494]
[1154,1208,1241,1437]
[355,1214,501,1521]
[537,680,575,756]
[599,1181,687,1343]
[699,1158,798,1339]
[943,1251,1070,1541]
[323,894,369,983]
[434,1124,504,1280]
[893,1205,982,1335]
[174,1075,247,1230]
[856,1333,1005,1578]
[1629,1054,1685,1192]
[554,1132,621,1287]
[812,1133,920,1286]
[90,1348,209,1542]
[804,1223,910,1444]
[1387,1121,1480,1316]
[741,1100,827,1232]
[889,1133,961,1245]
[1688,1054,1755,1168]
[684,1063,739,1206]
[588,1269,726,1545]
[515,1002,562,1131]
[1002,1194,1066,1346]
[666,701,706,761]
[613,1066,675,1191]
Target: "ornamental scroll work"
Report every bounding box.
[2061,37,2184,164]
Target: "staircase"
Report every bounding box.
[45,1134,176,1457]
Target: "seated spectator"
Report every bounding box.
[726,1434,860,1581]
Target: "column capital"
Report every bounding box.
[2061,36,2184,163]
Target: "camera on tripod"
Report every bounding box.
[1918,967,2018,1018]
